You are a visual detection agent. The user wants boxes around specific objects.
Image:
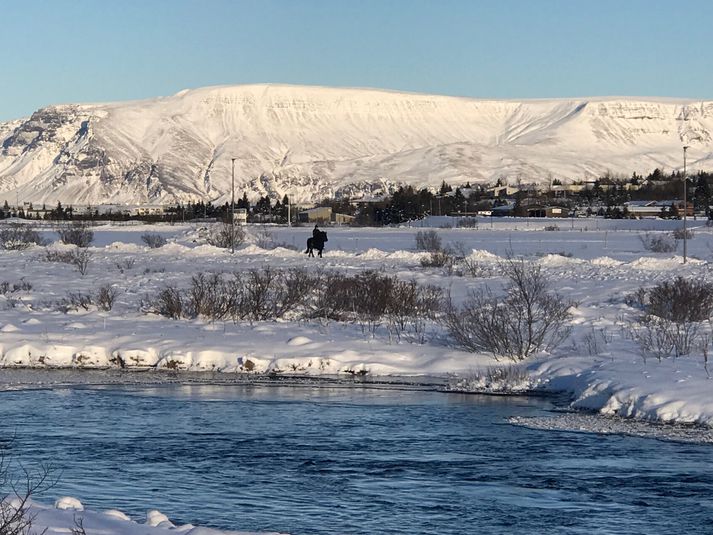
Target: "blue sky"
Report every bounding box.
[1,0,712,120]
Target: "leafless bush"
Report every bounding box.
[45,248,92,275]
[672,227,694,240]
[456,217,478,228]
[582,327,613,356]
[1,448,56,535]
[115,258,136,273]
[646,277,713,323]
[254,227,274,249]
[141,233,167,248]
[237,267,318,321]
[73,249,92,275]
[420,250,454,268]
[0,225,46,250]
[71,515,87,535]
[0,280,32,295]
[96,284,119,311]
[184,273,234,320]
[145,286,184,319]
[146,268,320,323]
[45,250,75,264]
[640,232,677,253]
[443,258,575,360]
[207,223,246,249]
[57,222,94,247]
[311,270,442,336]
[631,277,713,359]
[459,258,493,278]
[145,269,441,334]
[543,225,560,231]
[415,230,442,252]
[66,292,93,311]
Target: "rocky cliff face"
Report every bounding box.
[0,84,711,205]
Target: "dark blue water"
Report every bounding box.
[1,384,713,535]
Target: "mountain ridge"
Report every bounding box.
[1,83,711,205]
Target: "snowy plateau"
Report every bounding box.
[1,84,712,205]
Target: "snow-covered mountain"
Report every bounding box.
[1,84,712,205]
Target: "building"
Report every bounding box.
[298,206,355,225]
[131,205,165,217]
[526,205,569,218]
[624,200,693,218]
[232,208,248,224]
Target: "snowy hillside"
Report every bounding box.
[0,84,712,205]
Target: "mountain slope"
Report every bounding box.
[1,84,711,205]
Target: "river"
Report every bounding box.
[1,383,712,534]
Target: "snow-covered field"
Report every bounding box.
[1,217,713,429]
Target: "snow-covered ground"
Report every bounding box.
[15,497,284,535]
[1,217,713,428]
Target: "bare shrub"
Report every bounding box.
[456,217,478,228]
[57,222,94,247]
[0,280,32,295]
[237,267,317,321]
[207,223,246,249]
[415,230,442,252]
[185,273,234,320]
[71,248,91,275]
[141,233,167,248]
[145,286,184,319]
[144,268,441,335]
[1,448,56,535]
[0,225,46,250]
[543,225,560,231]
[96,284,118,311]
[631,277,713,359]
[115,258,136,273]
[420,250,454,268]
[45,248,92,275]
[640,232,677,253]
[64,291,93,311]
[672,227,694,240]
[311,270,441,336]
[582,327,613,356]
[254,227,274,249]
[443,258,575,360]
[459,258,493,278]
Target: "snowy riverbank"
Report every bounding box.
[15,498,284,535]
[1,220,713,429]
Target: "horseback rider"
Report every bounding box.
[306,223,328,257]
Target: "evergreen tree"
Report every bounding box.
[693,174,711,212]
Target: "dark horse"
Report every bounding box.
[306,230,328,258]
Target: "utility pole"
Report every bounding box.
[683,145,689,264]
[231,158,236,254]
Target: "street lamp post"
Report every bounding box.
[683,146,689,264]
[231,158,236,254]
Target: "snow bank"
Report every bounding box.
[23,499,284,535]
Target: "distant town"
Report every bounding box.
[1,168,711,225]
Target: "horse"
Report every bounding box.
[305,230,328,258]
